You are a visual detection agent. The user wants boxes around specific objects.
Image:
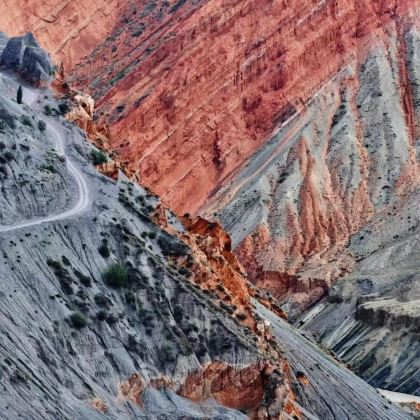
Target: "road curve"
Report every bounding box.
[0,84,90,233]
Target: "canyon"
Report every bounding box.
[1,0,420,416]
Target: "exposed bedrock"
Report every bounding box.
[213,22,420,315]
[0,32,53,86]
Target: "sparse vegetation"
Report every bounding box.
[20,115,33,128]
[90,149,108,165]
[69,312,88,329]
[44,105,52,116]
[39,164,55,173]
[73,269,92,287]
[94,293,110,307]
[58,102,69,115]
[4,151,14,161]
[38,120,46,132]
[98,241,110,258]
[96,310,108,321]
[61,256,71,266]
[104,263,128,288]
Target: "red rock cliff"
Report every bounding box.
[65,0,419,213]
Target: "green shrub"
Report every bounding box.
[94,293,109,307]
[69,312,88,329]
[104,263,128,288]
[173,305,184,322]
[90,149,108,165]
[235,312,247,321]
[20,115,33,128]
[44,105,52,116]
[38,120,46,132]
[73,269,92,287]
[147,231,157,240]
[96,310,107,321]
[4,151,14,161]
[58,102,69,115]
[61,255,71,266]
[39,164,55,173]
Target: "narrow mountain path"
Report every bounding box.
[0,75,90,233]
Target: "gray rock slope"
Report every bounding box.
[0,72,254,419]
[296,185,420,396]
[255,301,412,420]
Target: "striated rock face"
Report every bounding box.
[53,0,420,313]
[212,12,420,314]
[1,32,53,86]
[63,0,418,211]
[2,62,408,420]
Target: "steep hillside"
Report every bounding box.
[1,0,420,412]
[4,0,420,309]
[0,38,414,419]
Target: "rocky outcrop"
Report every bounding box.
[213,17,420,315]
[0,32,52,86]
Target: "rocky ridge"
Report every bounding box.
[0,32,53,86]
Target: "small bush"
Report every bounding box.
[94,293,110,307]
[44,105,52,116]
[58,102,69,115]
[235,312,247,321]
[125,291,136,306]
[20,115,33,128]
[147,231,157,240]
[47,259,62,270]
[69,312,88,329]
[98,243,110,258]
[90,149,108,165]
[73,269,92,287]
[4,151,14,161]
[38,120,46,132]
[96,310,107,321]
[40,164,55,173]
[104,263,128,288]
[173,305,184,322]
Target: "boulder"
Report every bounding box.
[0,32,52,87]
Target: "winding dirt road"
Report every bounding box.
[0,77,90,233]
